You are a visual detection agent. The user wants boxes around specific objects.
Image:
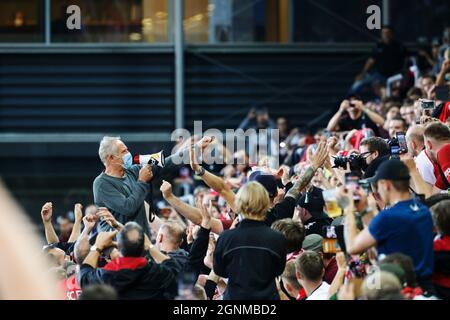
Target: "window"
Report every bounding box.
[291,0,382,42]
[184,0,290,43]
[0,0,44,42]
[51,0,169,43]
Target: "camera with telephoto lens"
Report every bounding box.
[332,153,366,172]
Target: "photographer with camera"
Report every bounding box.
[359,137,391,179]
[326,95,384,136]
[333,137,390,179]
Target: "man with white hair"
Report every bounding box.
[93,136,211,237]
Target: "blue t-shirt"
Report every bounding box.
[368,198,434,278]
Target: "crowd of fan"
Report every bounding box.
[39,26,450,301]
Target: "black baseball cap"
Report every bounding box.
[249,171,278,198]
[368,159,410,184]
[297,186,329,220]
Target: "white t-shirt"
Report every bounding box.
[415,150,436,185]
[306,282,331,300]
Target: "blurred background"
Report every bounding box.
[0,0,449,224]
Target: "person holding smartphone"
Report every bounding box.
[342,159,435,296]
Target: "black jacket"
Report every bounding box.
[78,257,181,300]
[213,219,287,300]
[363,154,390,179]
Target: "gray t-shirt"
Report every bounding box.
[93,165,150,236]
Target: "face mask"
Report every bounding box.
[121,152,133,169]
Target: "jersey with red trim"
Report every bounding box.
[435,143,450,190]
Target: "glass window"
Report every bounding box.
[0,0,44,42]
[51,0,169,43]
[292,0,382,42]
[184,0,289,43]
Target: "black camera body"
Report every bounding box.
[332,153,366,173]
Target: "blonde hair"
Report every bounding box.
[235,182,270,220]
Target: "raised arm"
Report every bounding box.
[40,202,59,244]
[160,136,215,178]
[160,180,224,234]
[328,252,347,299]
[68,203,83,243]
[82,230,118,269]
[327,100,349,132]
[189,143,237,212]
[338,188,377,255]
[74,213,98,263]
[436,58,450,86]
[354,100,385,127]
[285,141,329,200]
[185,201,212,277]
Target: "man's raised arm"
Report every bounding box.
[40,202,59,244]
[189,143,237,212]
[158,136,214,179]
[285,141,329,200]
[160,180,224,234]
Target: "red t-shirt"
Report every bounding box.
[435,143,450,190]
[59,275,82,300]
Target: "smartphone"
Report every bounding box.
[345,172,360,201]
[358,179,371,194]
[322,225,346,254]
[396,132,408,154]
[435,85,450,102]
[421,99,435,109]
[323,226,338,254]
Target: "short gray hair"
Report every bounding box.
[99,136,121,165]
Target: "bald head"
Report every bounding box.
[406,125,424,157]
[118,222,145,257]
[157,222,185,251]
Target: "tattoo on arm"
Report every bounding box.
[286,167,316,200]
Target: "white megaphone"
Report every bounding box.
[133,151,165,168]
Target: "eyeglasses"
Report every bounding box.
[359,151,373,159]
